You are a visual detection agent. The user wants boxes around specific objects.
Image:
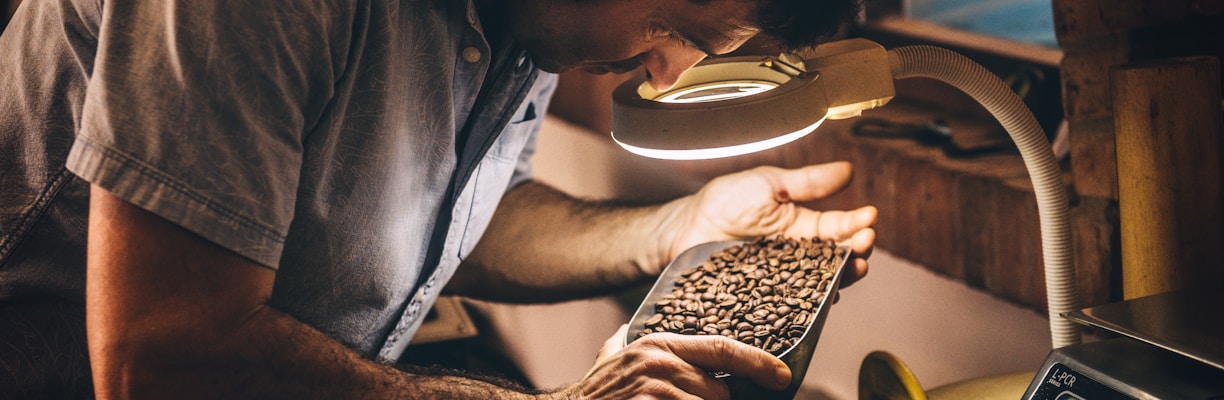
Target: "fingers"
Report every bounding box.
[576,351,723,400]
[641,333,792,391]
[769,161,854,203]
[848,225,876,259]
[822,206,878,241]
[837,224,875,287]
[579,332,765,400]
[648,361,733,400]
[841,256,871,287]
[785,205,877,242]
[771,165,876,288]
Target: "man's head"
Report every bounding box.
[496,0,861,91]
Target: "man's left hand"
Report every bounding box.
[661,161,877,287]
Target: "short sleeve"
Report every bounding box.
[66,1,352,267]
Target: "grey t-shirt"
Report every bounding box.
[0,0,555,361]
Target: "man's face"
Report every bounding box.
[503,0,760,91]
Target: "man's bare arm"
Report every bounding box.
[448,163,878,303]
[85,186,542,399]
[447,181,682,302]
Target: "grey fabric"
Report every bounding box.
[0,0,555,369]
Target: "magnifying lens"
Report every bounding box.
[610,39,896,160]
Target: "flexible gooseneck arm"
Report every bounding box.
[888,45,1081,349]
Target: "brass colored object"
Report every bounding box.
[858,351,926,400]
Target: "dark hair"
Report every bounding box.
[727,0,864,52]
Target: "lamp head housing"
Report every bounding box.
[611,38,895,160]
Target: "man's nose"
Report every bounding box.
[637,46,708,92]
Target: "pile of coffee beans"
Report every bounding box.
[638,235,847,355]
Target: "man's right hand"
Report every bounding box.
[555,324,792,400]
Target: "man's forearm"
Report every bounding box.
[92,301,544,399]
[225,307,545,399]
[449,181,688,302]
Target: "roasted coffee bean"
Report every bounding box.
[637,235,847,356]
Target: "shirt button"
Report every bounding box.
[462,47,482,63]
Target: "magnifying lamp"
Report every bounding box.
[611,38,1080,349]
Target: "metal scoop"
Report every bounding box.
[624,240,851,400]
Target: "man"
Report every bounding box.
[0,0,873,398]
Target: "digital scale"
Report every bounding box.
[1022,288,1224,399]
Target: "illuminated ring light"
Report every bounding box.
[611,56,829,160]
[654,81,778,103]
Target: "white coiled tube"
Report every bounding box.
[888,45,1081,348]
